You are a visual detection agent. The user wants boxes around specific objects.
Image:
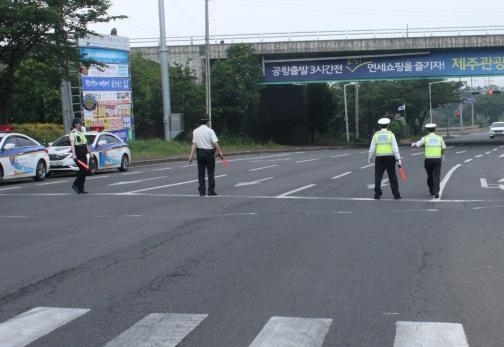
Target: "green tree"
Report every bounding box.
[211,43,262,134]
[0,0,124,123]
[306,83,334,143]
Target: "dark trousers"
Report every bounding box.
[424,158,442,195]
[73,145,88,191]
[374,156,400,198]
[196,148,216,195]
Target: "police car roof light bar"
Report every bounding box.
[0,124,15,132]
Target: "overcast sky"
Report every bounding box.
[91,0,504,39]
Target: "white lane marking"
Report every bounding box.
[124,175,227,194]
[248,316,332,347]
[276,184,316,198]
[332,171,352,180]
[499,153,504,158]
[252,158,291,163]
[367,178,389,189]
[210,212,258,217]
[438,164,462,199]
[485,151,492,155]
[295,158,320,164]
[499,178,504,183]
[235,177,274,187]
[393,209,439,213]
[0,307,89,347]
[104,313,208,347]
[249,165,279,172]
[37,180,69,186]
[456,150,467,154]
[446,146,455,149]
[330,154,351,158]
[95,215,142,218]
[475,154,483,158]
[306,211,353,215]
[473,205,504,210]
[393,321,469,347]
[153,167,172,172]
[411,152,423,156]
[109,176,168,186]
[360,151,368,154]
[87,175,111,180]
[361,164,374,169]
[492,148,499,151]
[121,171,143,175]
[464,159,473,163]
[0,186,21,191]
[480,178,488,188]
[0,215,30,219]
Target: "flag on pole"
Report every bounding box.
[398,104,406,112]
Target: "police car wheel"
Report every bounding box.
[119,154,129,172]
[88,156,98,176]
[33,160,47,181]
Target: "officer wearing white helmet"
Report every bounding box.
[368,117,402,200]
[411,123,446,199]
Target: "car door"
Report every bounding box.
[103,134,122,168]
[1,135,37,179]
[96,134,120,168]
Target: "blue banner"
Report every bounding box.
[263,48,504,83]
[81,77,131,91]
[80,47,129,64]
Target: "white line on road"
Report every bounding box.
[361,164,374,169]
[464,158,473,163]
[411,152,423,156]
[485,151,492,155]
[295,158,320,164]
[121,171,143,175]
[331,171,352,180]
[235,177,274,187]
[492,148,499,151]
[153,167,172,172]
[360,151,368,154]
[0,307,89,347]
[95,215,142,218]
[123,175,227,194]
[330,154,351,158]
[252,158,291,163]
[0,186,21,191]
[480,178,488,188]
[499,153,504,158]
[475,154,483,158]
[276,184,316,198]
[394,321,469,347]
[86,175,111,180]
[446,146,455,149]
[473,205,504,210]
[0,215,30,219]
[249,316,332,347]
[108,175,168,186]
[368,178,389,189]
[393,209,439,213]
[438,164,462,199]
[104,313,208,347]
[306,211,353,215]
[456,150,467,154]
[210,212,258,217]
[249,165,279,172]
[37,180,69,186]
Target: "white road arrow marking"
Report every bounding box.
[109,176,168,186]
[498,178,504,183]
[234,177,274,187]
[480,178,488,188]
[367,179,389,189]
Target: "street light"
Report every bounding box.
[428,80,449,124]
[205,0,212,127]
[343,82,356,143]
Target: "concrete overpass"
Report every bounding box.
[130,26,504,82]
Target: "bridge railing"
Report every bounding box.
[130,25,504,47]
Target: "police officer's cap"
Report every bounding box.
[425,123,437,129]
[377,118,390,125]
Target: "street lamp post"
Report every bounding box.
[343,82,356,143]
[428,80,448,124]
[205,0,212,127]
[158,0,172,140]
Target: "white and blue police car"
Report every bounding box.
[47,127,131,175]
[0,125,50,182]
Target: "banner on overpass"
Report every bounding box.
[263,48,504,83]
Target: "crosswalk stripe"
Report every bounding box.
[394,321,469,347]
[103,313,208,347]
[0,307,89,347]
[248,316,332,347]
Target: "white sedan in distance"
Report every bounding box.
[48,129,131,175]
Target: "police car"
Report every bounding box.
[0,125,50,182]
[47,127,131,175]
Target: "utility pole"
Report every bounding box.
[205,0,212,126]
[158,0,172,140]
[355,83,359,140]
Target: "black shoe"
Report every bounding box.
[429,190,435,196]
[199,193,206,196]
[374,195,381,200]
[208,191,218,196]
[394,195,402,200]
[72,185,80,194]
[434,194,440,199]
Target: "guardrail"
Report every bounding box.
[130,25,504,47]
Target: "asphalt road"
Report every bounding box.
[0,134,503,347]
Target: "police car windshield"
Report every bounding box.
[0,135,4,142]
[492,122,504,127]
[53,134,96,146]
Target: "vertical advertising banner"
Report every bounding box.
[78,34,134,141]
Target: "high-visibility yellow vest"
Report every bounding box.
[71,129,87,145]
[424,133,442,158]
[374,131,393,156]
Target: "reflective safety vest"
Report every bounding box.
[424,133,443,158]
[374,131,394,156]
[71,129,87,145]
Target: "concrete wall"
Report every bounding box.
[131,35,504,82]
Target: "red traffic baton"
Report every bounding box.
[398,165,407,181]
[222,158,229,168]
[76,159,89,171]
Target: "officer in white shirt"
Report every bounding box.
[188,116,224,196]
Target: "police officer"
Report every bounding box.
[368,117,402,200]
[411,123,446,199]
[70,117,89,194]
[188,116,224,196]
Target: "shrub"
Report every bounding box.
[14,123,65,145]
